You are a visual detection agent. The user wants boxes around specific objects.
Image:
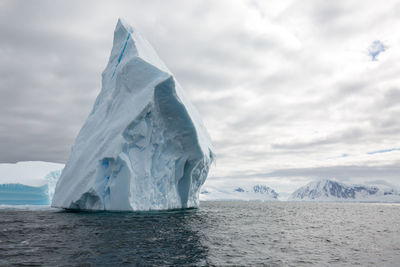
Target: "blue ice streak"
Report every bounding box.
[112,33,131,78]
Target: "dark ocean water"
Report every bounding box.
[0,202,400,266]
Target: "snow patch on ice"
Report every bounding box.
[0,161,64,186]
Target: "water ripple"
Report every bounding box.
[0,202,399,266]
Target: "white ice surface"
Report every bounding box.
[0,161,64,186]
[52,19,214,211]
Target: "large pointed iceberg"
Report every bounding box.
[52,19,214,211]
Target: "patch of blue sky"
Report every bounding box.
[368,40,388,61]
[367,148,400,155]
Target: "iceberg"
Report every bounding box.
[45,170,62,201]
[0,184,50,205]
[52,19,214,211]
[0,161,64,205]
[0,161,64,186]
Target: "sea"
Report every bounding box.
[0,201,399,266]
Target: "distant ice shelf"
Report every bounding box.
[0,184,50,205]
[0,161,64,205]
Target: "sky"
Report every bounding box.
[0,0,399,194]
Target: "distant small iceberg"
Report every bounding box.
[0,161,64,206]
[0,183,50,205]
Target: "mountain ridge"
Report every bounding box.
[200,184,279,201]
[289,179,400,202]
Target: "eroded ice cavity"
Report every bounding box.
[52,19,214,211]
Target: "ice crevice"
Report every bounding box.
[112,32,131,78]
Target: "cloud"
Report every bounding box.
[271,127,365,150]
[1,0,400,193]
[263,163,400,180]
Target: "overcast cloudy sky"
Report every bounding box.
[1,0,399,193]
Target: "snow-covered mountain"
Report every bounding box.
[289,179,400,202]
[200,185,279,201]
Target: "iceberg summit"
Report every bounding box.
[52,19,214,211]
